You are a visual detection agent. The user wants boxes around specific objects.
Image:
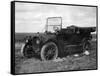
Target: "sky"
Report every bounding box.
[15,2,97,33]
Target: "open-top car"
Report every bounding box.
[21,17,96,61]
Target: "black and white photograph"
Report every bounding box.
[11,1,97,75]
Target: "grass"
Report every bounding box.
[14,40,97,74]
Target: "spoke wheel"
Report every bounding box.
[82,42,90,51]
[41,42,58,61]
[22,44,34,58]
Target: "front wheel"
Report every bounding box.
[40,42,58,61]
[21,43,35,58]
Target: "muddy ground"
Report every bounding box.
[15,41,97,74]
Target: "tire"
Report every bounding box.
[40,42,58,61]
[21,43,34,58]
[82,41,90,52]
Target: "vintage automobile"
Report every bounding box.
[21,17,96,61]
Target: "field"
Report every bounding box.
[14,33,97,74]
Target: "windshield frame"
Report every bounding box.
[46,17,62,32]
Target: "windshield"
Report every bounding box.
[46,17,62,32]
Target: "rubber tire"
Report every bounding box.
[82,41,90,52]
[40,42,58,61]
[21,43,34,58]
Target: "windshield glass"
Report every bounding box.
[46,17,62,32]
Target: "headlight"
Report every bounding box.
[25,40,28,43]
[36,39,40,44]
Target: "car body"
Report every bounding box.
[21,17,96,61]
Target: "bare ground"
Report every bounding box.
[15,41,97,74]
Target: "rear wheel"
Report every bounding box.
[40,42,58,61]
[82,41,90,51]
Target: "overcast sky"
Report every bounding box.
[15,2,96,33]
